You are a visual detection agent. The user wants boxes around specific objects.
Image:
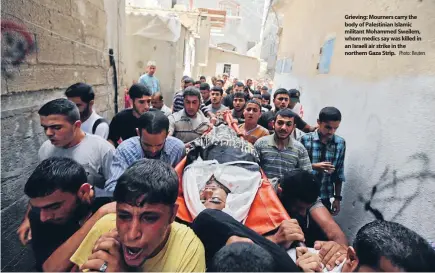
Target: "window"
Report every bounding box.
[318,38,335,74]
[223,64,231,74]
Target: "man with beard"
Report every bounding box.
[258,89,317,134]
[205,87,228,114]
[65,82,109,139]
[254,109,312,186]
[239,100,269,144]
[70,159,206,272]
[300,107,346,215]
[168,87,212,144]
[172,77,212,119]
[24,157,115,272]
[108,84,151,147]
[232,92,247,124]
[105,110,185,192]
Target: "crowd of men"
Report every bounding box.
[16,61,435,272]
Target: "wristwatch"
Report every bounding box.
[334,195,343,201]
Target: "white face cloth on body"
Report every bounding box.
[183,158,262,222]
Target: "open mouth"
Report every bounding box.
[123,245,144,261]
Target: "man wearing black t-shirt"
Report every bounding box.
[108,83,152,147]
[25,157,114,272]
[258,88,317,134]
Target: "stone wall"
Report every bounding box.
[1,0,125,271]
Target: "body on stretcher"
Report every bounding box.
[174,112,290,235]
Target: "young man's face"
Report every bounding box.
[200,181,227,211]
[30,189,81,224]
[200,89,210,101]
[234,85,244,93]
[116,202,177,267]
[274,115,295,139]
[273,94,290,110]
[247,79,252,86]
[223,75,228,82]
[151,97,164,110]
[317,120,341,140]
[132,95,151,116]
[243,102,261,124]
[233,97,246,112]
[148,65,156,76]
[40,114,80,148]
[140,129,167,159]
[232,78,238,85]
[262,98,270,105]
[210,91,222,104]
[200,78,206,83]
[184,95,200,117]
[195,83,201,88]
[67,97,92,120]
[215,81,223,88]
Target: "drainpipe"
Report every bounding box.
[109,48,118,114]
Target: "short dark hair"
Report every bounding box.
[138,110,169,134]
[233,92,246,100]
[24,157,87,198]
[354,220,435,271]
[129,83,152,100]
[183,86,201,101]
[184,77,194,84]
[235,81,244,87]
[273,88,289,99]
[261,93,271,100]
[261,86,268,91]
[199,83,210,91]
[38,98,80,124]
[211,86,223,95]
[279,170,320,205]
[274,108,298,120]
[253,94,262,99]
[245,100,261,111]
[319,107,342,122]
[200,75,206,80]
[209,242,275,272]
[216,79,224,84]
[65,82,95,103]
[113,159,178,206]
[194,80,201,85]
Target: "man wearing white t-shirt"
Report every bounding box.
[65,83,109,139]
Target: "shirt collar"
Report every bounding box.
[314,130,336,144]
[268,133,293,149]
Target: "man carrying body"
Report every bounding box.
[105,110,185,192]
[258,88,317,134]
[151,92,172,116]
[138,61,160,94]
[65,82,109,139]
[300,107,346,215]
[169,87,212,144]
[239,100,269,144]
[25,157,115,272]
[255,109,312,185]
[70,159,206,272]
[205,87,228,114]
[108,84,151,147]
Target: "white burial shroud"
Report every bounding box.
[183,159,262,222]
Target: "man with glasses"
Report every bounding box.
[105,110,185,192]
[255,109,312,187]
[258,88,317,135]
[108,84,152,147]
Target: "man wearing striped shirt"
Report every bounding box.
[254,109,312,189]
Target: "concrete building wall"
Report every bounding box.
[202,47,260,80]
[125,13,195,102]
[273,0,435,242]
[0,0,125,271]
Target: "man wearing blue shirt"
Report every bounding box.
[138,61,160,94]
